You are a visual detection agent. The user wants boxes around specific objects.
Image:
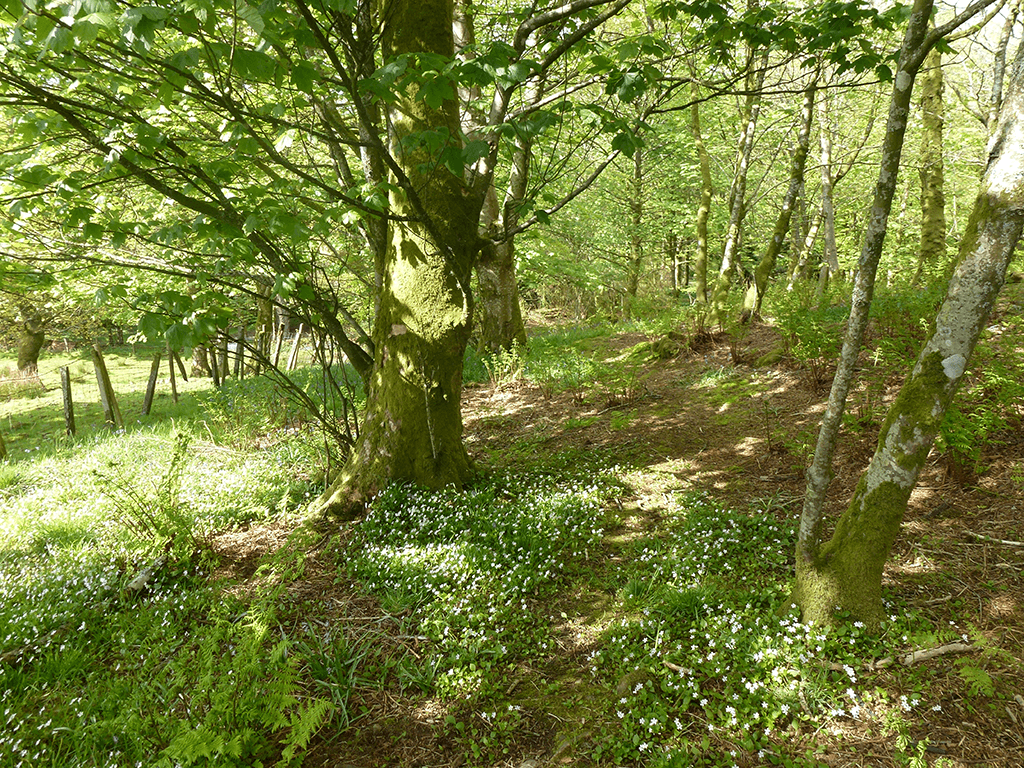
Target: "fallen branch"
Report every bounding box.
[126,554,168,592]
[828,641,974,672]
[900,642,973,666]
[964,530,1024,547]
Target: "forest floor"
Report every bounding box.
[216,318,1024,768]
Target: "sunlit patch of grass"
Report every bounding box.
[0,414,326,767]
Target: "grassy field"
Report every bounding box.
[1,317,1022,768]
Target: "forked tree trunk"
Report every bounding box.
[709,53,768,324]
[745,70,818,317]
[318,0,482,515]
[460,0,527,352]
[795,7,1022,626]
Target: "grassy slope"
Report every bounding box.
[1,313,1022,768]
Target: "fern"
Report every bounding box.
[957,663,995,698]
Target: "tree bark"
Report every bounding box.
[796,0,939,579]
[318,0,482,515]
[690,82,713,305]
[17,311,45,373]
[624,145,645,314]
[913,41,947,285]
[745,70,818,317]
[457,0,527,352]
[709,53,768,324]
[794,48,1024,625]
[795,0,1012,625]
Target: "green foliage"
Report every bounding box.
[586,493,944,767]
[349,467,614,699]
[937,323,1024,479]
[481,341,527,388]
[769,286,848,387]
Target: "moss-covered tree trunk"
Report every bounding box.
[318,0,482,515]
[795,30,1024,627]
[913,42,946,285]
[17,311,45,374]
[745,70,818,317]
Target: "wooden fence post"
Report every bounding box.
[91,345,124,430]
[286,323,304,371]
[167,343,178,404]
[234,326,245,379]
[272,322,286,368]
[60,365,77,436]
[143,353,162,416]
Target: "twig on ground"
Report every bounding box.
[965,530,1024,547]
[827,641,974,672]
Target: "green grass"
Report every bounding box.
[1,316,1014,767]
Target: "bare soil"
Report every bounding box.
[218,319,1024,768]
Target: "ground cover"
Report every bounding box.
[1,294,1022,767]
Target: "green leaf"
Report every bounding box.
[291,61,317,94]
[232,49,278,82]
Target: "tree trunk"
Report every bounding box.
[476,228,527,351]
[794,50,1024,625]
[794,0,1007,626]
[745,70,818,317]
[460,0,527,352]
[709,54,768,324]
[913,42,946,285]
[318,0,482,515]
[690,83,712,305]
[17,312,45,373]
[624,145,645,314]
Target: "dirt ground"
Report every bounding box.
[221,319,1024,768]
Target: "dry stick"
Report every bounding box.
[142,353,162,416]
[60,365,76,436]
[965,530,1024,546]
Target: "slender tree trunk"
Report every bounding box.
[476,144,528,350]
[914,41,946,285]
[624,146,645,313]
[690,83,712,304]
[794,48,1024,625]
[818,94,839,278]
[461,0,528,351]
[745,70,818,317]
[795,0,1001,625]
[710,54,768,323]
[988,0,1022,131]
[318,0,482,515]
